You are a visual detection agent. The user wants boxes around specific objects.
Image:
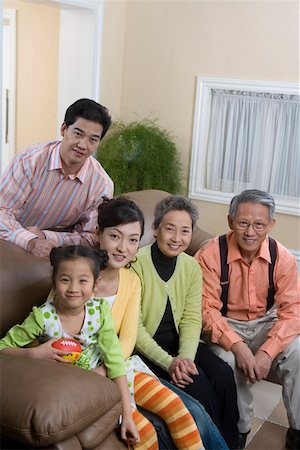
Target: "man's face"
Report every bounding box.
[59,118,103,174]
[228,202,275,262]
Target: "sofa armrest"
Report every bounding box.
[0,355,122,448]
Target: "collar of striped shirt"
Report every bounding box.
[48,142,92,183]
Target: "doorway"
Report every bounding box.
[1,0,103,173]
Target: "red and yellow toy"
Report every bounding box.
[52,338,82,363]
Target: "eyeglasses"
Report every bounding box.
[234,220,269,232]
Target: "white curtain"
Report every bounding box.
[205,90,300,199]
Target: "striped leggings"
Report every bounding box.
[132,372,203,450]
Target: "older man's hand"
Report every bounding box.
[254,350,272,380]
[231,341,261,384]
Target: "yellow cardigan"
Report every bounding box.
[111,267,141,359]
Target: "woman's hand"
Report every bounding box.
[29,338,73,363]
[181,357,198,373]
[168,357,198,388]
[120,412,140,445]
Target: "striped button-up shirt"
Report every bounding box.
[0,141,113,249]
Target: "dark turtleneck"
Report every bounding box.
[151,241,179,356]
[151,240,177,281]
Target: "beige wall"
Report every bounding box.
[101,0,299,251]
[4,0,59,151]
[100,0,126,119]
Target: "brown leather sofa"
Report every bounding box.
[0,190,212,450]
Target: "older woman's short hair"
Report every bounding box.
[153,195,199,229]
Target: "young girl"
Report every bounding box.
[0,245,139,447]
[94,197,204,450]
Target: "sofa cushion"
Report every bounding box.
[0,355,122,447]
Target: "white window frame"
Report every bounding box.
[188,76,300,216]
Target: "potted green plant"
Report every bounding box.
[96,120,183,195]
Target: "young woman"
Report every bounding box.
[131,195,240,449]
[0,245,139,447]
[94,197,203,450]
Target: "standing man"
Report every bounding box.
[195,189,300,450]
[0,98,113,258]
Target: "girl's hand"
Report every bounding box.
[92,363,107,377]
[113,376,139,444]
[29,338,73,363]
[120,413,140,445]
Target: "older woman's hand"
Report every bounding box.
[168,357,198,388]
[181,358,199,375]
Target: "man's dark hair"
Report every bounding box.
[64,98,111,140]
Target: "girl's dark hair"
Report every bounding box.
[97,196,145,237]
[50,245,108,281]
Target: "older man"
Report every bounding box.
[195,189,300,450]
[0,98,113,257]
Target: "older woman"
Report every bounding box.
[131,195,240,449]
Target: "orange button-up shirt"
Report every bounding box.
[195,232,300,360]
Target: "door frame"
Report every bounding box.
[25,0,104,135]
[1,9,16,175]
[46,0,104,101]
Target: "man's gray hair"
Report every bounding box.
[229,189,275,220]
[153,195,199,229]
